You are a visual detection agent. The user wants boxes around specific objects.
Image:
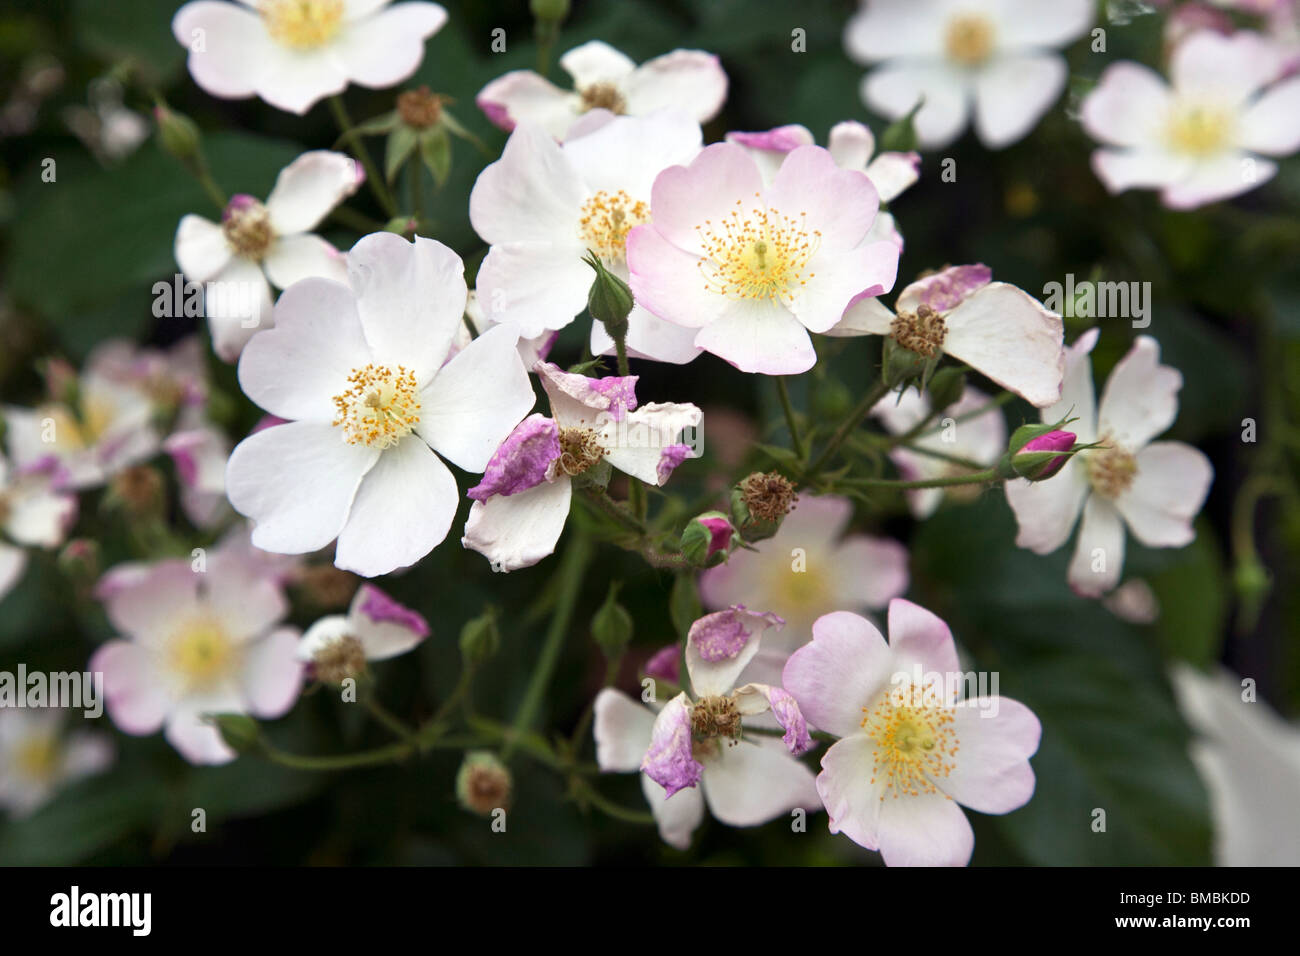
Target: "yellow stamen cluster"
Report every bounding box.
[222,199,274,260]
[578,190,650,263]
[944,13,996,67]
[1087,439,1138,499]
[168,618,239,690]
[332,365,422,448]
[15,735,60,782]
[1164,102,1235,157]
[261,0,345,50]
[695,196,820,305]
[890,305,948,357]
[579,82,627,115]
[861,685,958,800]
[557,426,605,476]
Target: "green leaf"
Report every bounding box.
[419,127,452,187]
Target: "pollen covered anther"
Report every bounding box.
[221,195,274,260]
[557,426,605,476]
[579,189,650,264]
[1087,438,1138,499]
[691,694,743,742]
[890,304,948,358]
[739,471,797,523]
[579,82,627,115]
[312,634,367,684]
[861,685,958,800]
[332,364,422,448]
[695,198,821,305]
[261,0,346,50]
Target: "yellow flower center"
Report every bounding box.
[222,198,274,260]
[15,735,60,782]
[332,364,422,448]
[944,13,996,67]
[772,561,832,614]
[578,189,650,264]
[168,618,239,690]
[556,426,605,476]
[39,397,113,451]
[695,197,820,305]
[861,685,958,799]
[261,0,345,50]
[1164,102,1235,157]
[1087,438,1138,499]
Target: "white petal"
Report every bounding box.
[601,401,702,486]
[468,122,586,245]
[844,0,945,62]
[240,627,303,717]
[876,790,974,866]
[1091,147,1191,196]
[473,241,592,338]
[262,232,347,289]
[238,276,371,423]
[265,150,364,235]
[1236,77,1300,155]
[1067,494,1125,597]
[827,120,875,170]
[1160,153,1275,210]
[1115,441,1212,547]
[642,773,705,851]
[1038,326,1099,441]
[863,62,970,149]
[2,482,75,548]
[590,303,704,365]
[461,477,572,573]
[939,697,1041,814]
[865,151,920,203]
[174,215,232,281]
[334,436,458,576]
[1005,458,1090,554]
[816,736,885,850]
[561,111,703,198]
[164,706,237,765]
[621,50,728,124]
[701,737,820,827]
[418,324,535,473]
[226,421,379,555]
[693,297,816,375]
[203,257,274,363]
[475,70,577,137]
[1081,61,1172,149]
[0,544,27,603]
[1171,30,1281,106]
[992,0,1093,49]
[349,233,465,382]
[973,52,1066,149]
[826,295,894,337]
[254,45,348,115]
[91,640,171,736]
[172,2,275,102]
[561,40,637,87]
[328,2,446,90]
[941,282,1064,407]
[1095,335,1180,449]
[592,688,654,772]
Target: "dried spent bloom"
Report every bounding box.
[456,751,512,815]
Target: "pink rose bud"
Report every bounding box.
[681,511,735,566]
[1015,430,1076,481]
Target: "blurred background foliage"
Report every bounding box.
[0,0,1296,865]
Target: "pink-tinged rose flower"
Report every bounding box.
[783,600,1042,866]
[476,40,727,140]
[164,426,232,529]
[226,232,535,577]
[845,0,1094,149]
[0,453,78,604]
[90,549,304,765]
[726,120,920,247]
[1082,30,1300,209]
[592,605,818,849]
[462,363,701,572]
[871,385,1007,517]
[173,0,447,115]
[700,494,909,680]
[627,143,900,374]
[298,583,428,682]
[1005,330,1214,597]
[469,113,705,364]
[0,709,114,818]
[174,151,363,361]
[832,263,1066,408]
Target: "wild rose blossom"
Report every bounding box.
[0,453,77,604]
[174,150,364,361]
[593,606,818,849]
[476,39,727,140]
[173,0,447,115]
[783,600,1042,866]
[1082,29,1300,209]
[225,232,535,577]
[90,548,304,765]
[725,120,920,248]
[298,583,429,683]
[832,263,1065,407]
[1005,330,1213,597]
[462,363,701,572]
[0,709,114,818]
[469,112,705,363]
[845,0,1094,149]
[627,142,901,374]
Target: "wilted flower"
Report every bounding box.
[298,583,429,683]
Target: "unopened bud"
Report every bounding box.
[57,539,99,580]
[459,608,500,668]
[530,0,570,22]
[456,751,512,816]
[154,103,202,164]
[926,367,966,413]
[681,511,734,567]
[583,253,633,342]
[212,713,261,754]
[1000,424,1077,481]
[591,582,633,658]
